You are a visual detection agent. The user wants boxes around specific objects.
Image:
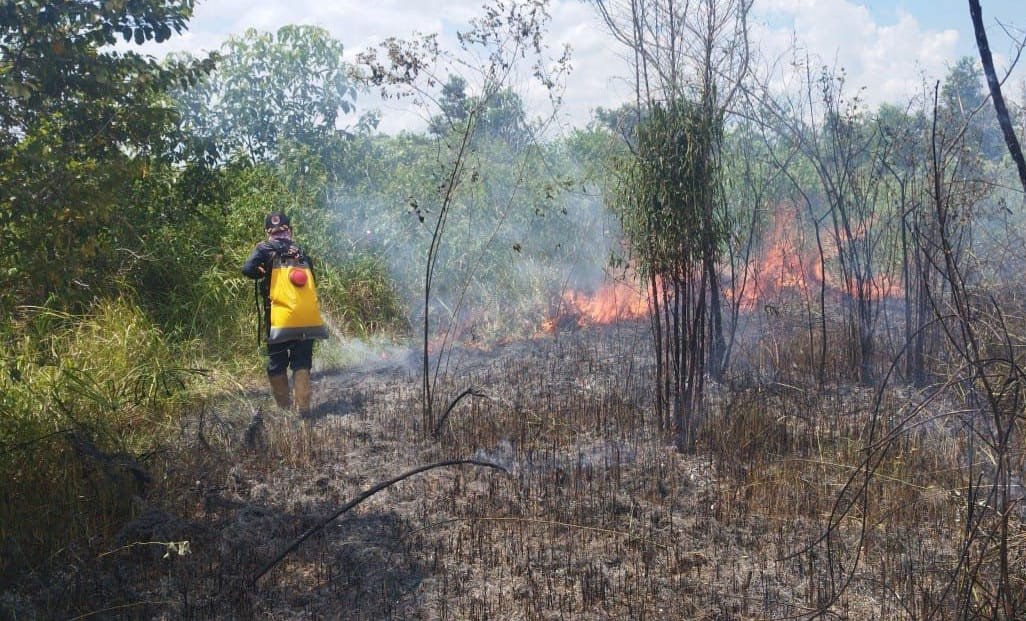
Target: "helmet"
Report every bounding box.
[264,211,291,230]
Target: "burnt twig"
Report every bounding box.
[251,458,508,584]
[432,386,490,438]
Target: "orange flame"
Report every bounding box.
[542,279,649,332]
[728,203,902,309]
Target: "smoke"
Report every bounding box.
[325,140,625,342]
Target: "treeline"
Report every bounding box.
[592,2,1026,447]
[0,3,403,576]
[591,1,1026,615]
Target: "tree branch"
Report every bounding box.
[251,458,508,584]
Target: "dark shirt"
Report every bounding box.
[241,238,316,336]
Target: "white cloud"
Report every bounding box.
[753,0,961,108]
[535,1,633,129]
[163,0,634,133]
[129,0,1019,131]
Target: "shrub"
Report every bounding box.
[0,298,200,576]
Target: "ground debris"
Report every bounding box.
[7,321,985,619]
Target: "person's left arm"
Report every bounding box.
[241,242,275,279]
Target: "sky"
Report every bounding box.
[138,0,1026,134]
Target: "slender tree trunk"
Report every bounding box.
[706,242,725,380]
[900,205,919,385]
[649,269,666,431]
[969,0,1026,194]
[812,216,828,386]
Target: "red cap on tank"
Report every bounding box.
[289,269,308,287]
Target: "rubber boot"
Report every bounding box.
[268,373,292,411]
[293,369,312,416]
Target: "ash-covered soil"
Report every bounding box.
[10,322,903,620]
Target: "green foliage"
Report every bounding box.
[606,97,728,446]
[123,159,407,355]
[329,126,614,337]
[941,56,1004,160]
[613,99,725,277]
[159,26,408,347]
[175,25,367,174]
[591,103,642,141]
[0,299,200,575]
[429,75,532,149]
[0,0,215,312]
[317,255,408,336]
[0,0,582,592]
[428,75,472,137]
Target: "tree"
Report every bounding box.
[941,56,1005,161]
[175,25,364,178]
[0,0,213,311]
[592,0,752,449]
[613,100,725,450]
[357,0,569,434]
[592,102,643,141]
[428,75,471,137]
[968,0,1026,193]
[876,101,936,386]
[429,75,532,149]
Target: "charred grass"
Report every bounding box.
[3,319,1023,619]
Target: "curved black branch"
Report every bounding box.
[433,386,490,438]
[252,458,508,584]
[0,427,73,455]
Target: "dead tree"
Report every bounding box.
[357,0,568,434]
[925,79,1026,620]
[763,58,911,386]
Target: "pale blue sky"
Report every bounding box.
[867,0,1019,34]
[833,0,1022,60]
[139,0,1025,132]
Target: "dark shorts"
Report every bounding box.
[267,339,314,376]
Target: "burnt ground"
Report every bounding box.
[5,320,948,620]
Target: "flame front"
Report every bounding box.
[729,204,902,309]
[730,206,820,309]
[543,280,649,332]
[544,204,901,333]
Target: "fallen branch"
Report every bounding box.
[432,386,490,438]
[69,600,176,621]
[252,458,508,584]
[0,427,73,454]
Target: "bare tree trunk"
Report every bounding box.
[649,269,667,430]
[593,0,749,450]
[969,0,1026,194]
[926,78,1025,620]
[422,114,478,432]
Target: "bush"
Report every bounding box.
[317,254,409,338]
[0,299,201,577]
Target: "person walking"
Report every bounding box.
[242,211,328,415]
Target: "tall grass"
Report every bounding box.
[0,242,409,582]
[0,299,201,578]
[318,255,409,338]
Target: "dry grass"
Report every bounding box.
[3,317,1023,620]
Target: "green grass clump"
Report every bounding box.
[318,254,409,338]
[0,298,201,577]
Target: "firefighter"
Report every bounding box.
[242,211,328,415]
